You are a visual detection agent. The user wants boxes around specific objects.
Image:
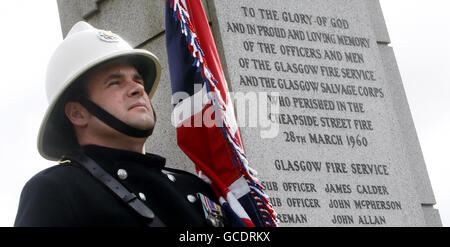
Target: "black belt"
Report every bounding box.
[64,151,165,227]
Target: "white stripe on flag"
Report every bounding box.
[228,176,251,199]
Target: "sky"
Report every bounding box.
[0,1,448,227]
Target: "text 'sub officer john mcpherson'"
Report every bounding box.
[14,21,225,227]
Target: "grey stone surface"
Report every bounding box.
[378,45,437,206]
[378,44,440,226]
[57,0,85,36]
[57,0,165,46]
[208,0,436,226]
[58,0,211,44]
[88,0,165,47]
[364,0,390,43]
[56,0,102,35]
[422,205,443,227]
[79,0,99,19]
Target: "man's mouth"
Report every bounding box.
[128,102,148,110]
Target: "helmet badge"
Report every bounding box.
[97,30,119,42]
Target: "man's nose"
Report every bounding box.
[127,81,145,97]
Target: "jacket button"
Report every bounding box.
[167,173,176,182]
[117,169,128,180]
[139,192,147,201]
[187,194,197,203]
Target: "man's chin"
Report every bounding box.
[126,119,155,131]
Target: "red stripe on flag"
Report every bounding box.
[177,107,242,189]
[185,0,228,101]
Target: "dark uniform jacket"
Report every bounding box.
[14,145,219,227]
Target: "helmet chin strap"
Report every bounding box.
[77,96,153,138]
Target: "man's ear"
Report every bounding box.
[65,101,90,127]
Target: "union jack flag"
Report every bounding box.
[165,0,277,227]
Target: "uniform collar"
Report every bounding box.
[82,145,166,170]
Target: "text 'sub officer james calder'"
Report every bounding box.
[14,21,225,227]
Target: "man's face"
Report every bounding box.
[84,58,155,135]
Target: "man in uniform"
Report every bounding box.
[14,21,224,227]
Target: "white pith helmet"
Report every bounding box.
[38,21,161,161]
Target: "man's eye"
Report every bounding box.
[134,78,144,85]
[108,81,119,87]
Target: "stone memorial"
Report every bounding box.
[56,0,441,226]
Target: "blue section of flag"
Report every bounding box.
[221,202,247,227]
[165,4,204,101]
[238,193,265,227]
